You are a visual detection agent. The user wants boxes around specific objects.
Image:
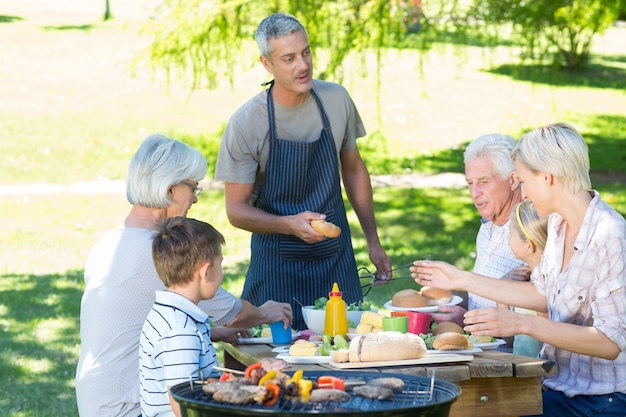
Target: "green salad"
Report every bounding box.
[313,296,371,312]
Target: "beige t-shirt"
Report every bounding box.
[215,79,366,203]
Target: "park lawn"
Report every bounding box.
[1,2,625,416]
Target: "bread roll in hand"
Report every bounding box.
[311,219,341,238]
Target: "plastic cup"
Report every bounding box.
[408,311,432,335]
[382,316,408,333]
[269,321,292,344]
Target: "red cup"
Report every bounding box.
[408,311,432,335]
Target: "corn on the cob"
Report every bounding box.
[261,327,272,338]
[354,323,374,334]
[359,311,386,329]
[289,340,318,356]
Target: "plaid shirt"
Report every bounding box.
[533,191,626,396]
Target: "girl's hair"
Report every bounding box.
[509,200,548,250]
[126,134,207,208]
[511,122,591,194]
[463,134,517,180]
[255,12,307,60]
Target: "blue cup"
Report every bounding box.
[270,321,292,344]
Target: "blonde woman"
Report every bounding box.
[411,122,626,416]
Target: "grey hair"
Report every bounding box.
[126,134,207,208]
[464,134,517,180]
[255,12,307,59]
[511,122,591,194]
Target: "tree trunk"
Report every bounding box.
[103,0,112,21]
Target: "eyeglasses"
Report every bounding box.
[181,181,203,197]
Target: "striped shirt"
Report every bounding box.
[76,227,240,417]
[470,218,526,310]
[139,291,219,417]
[533,191,626,396]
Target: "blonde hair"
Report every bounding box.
[511,122,591,194]
[509,200,548,249]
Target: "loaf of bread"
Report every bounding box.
[391,289,430,308]
[432,332,468,351]
[348,331,427,363]
[329,349,350,363]
[419,286,452,305]
[311,219,341,238]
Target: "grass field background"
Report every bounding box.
[1,1,625,415]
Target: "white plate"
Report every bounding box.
[473,338,506,350]
[384,295,463,312]
[238,332,300,345]
[275,353,332,364]
[427,347,482,355]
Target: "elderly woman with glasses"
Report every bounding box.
[75,134,293,417]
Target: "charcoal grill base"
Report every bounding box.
[170,370,461,417]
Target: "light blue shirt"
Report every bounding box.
[470,218,525,311]
[139,291,219,417]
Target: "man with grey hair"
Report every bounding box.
[433,134,526,350]
[215,12,391,330]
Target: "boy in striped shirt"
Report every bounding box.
[139,217,225,417]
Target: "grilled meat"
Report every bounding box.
[211,383,268,405]
[309,388,351,403]
[370,377,405,392]
[352,385,394,400]
[259,357,291,372]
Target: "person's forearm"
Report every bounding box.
[227,201,292,235]
[342,161,380,246]
[226,300,265,329]
[523,314,620,359]
[453,270,547,312]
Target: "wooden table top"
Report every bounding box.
[222,342,557,382]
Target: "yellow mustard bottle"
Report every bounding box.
[324,282,348,337]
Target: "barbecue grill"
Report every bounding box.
[170,370,461,417]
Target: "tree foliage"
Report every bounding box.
[141,0,446,90]
[141,0,623,92]
[468,0,623,69]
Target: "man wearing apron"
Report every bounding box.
[215,13,391,330]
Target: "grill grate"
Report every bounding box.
[171,370,461,415]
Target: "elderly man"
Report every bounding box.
[432,134,525,330]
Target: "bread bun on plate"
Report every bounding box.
[432,332,468,351]
[311,219,341,238]
[431,321,465,336]
[419,286,452,305]
[348,331,427,363]
[392,289,429,308]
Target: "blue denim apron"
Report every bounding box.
[241,84,361,330]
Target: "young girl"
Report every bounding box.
[502,199,548,357]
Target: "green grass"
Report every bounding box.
[1,3,625,416]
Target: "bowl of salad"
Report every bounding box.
[302,297,377,335]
